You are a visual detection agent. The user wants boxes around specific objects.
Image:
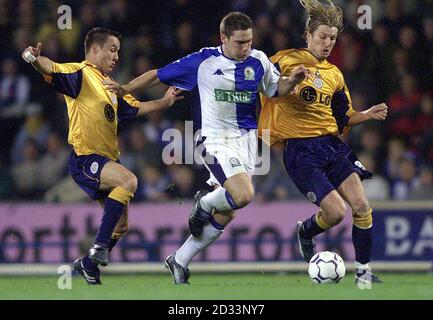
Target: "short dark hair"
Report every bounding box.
[84,27,121,54]
[220,12,252,38]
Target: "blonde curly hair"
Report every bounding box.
[299,0,344,39]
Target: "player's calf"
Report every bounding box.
[229,188,254,209]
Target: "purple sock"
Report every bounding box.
[299,214,327,239]
[95,197,124,247]
[352,225,372,264]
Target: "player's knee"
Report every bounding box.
[324,204,346,225]
[120,173,138,194]
[351,197,370,215]
[232,188,254,208]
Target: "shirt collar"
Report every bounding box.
[82,60,107,76]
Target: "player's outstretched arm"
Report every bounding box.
[104,69,161,97]
[277,65,312,96]
[136,86,184,116]
[347,103,388,126]
[21,42,54,75]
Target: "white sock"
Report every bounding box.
[200,187,234,212]
[175,222,224,268]
[355,261,370,269]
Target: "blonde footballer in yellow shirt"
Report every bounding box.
[22,27,182,285]
[259,0,388,285]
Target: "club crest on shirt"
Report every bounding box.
[90,162,99,174]
[229,157,241,167]
[313,70,323,89]
[307,191,317,203]
[244,67,255,80]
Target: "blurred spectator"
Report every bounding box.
[383,138,408,180]
[0,57,30,116]
[38,132,69,190]
[364,23,397,101]
[0,0,13,58]
[142,110,175,148]
[379,0,415,37]
[166,164,196,199]
[43,176,88,203]
[11,138,42,199]
[413,95,433,156]
[0,57,31,163]
[11,28,32,60]
[398,26,433,87]
[423,17,433,52]
[357,151,390,200]
[11,103,50,164]
[417,0,433,18]
[356,125,386,166]
[136,164,171,202]
[126,126,162,173]
[391,154,418,200]
[254,146,304,202]
[168,21,199,62]
[410,165,433,199]
[270,29,291,53]
[387,73,422,137]
[17,0,35,30]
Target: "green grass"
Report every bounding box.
[0,273,432,300]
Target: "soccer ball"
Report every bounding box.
[308,251,346,284]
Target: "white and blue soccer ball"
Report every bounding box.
[308,251,346,284]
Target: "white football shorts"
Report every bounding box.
[196,130,257,186]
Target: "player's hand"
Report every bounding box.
[103,79,127,97]
[367,103,388,121]
[163,86,184,107]
[22,42,42,62]
[288,64,312,85]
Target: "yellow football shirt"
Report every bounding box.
[259,49,354,145]
[44,61,140,160]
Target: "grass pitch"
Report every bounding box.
[0,273,432,300]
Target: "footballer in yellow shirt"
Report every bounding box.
[259,0,388,283]
[23,27,182,285]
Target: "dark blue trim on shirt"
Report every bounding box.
[190,86,202,133]
[234,56,264,130]
[52,70,83,99]
[331,87,350,134]
[117,98,139,122]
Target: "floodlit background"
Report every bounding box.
[0,0,432,273]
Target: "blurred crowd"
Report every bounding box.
[0,0,432,202]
